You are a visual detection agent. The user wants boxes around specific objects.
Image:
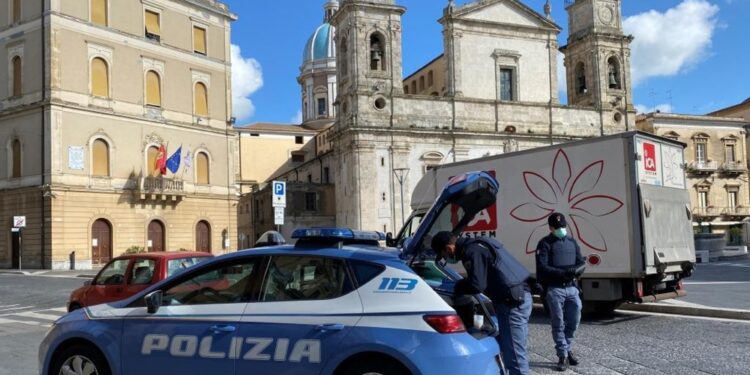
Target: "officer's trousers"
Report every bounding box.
[545,285,582,358]
[494,291,532,375]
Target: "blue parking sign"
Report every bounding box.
[272,181,286,208]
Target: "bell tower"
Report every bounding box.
[331,0,406,130]
[560,0,635,133]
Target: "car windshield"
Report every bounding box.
[167,257,211,278]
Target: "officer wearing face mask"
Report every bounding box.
[431,232,533,375]
[536,213,586,372]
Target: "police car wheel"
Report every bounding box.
[339,359,410,375]
[52,345,111,375]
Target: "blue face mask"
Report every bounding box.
[554,228,568,239]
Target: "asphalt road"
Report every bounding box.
[681,258,750,310]
[1,274,749,375]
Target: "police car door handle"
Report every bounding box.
[210,325,236,334]
[315,323,345,332]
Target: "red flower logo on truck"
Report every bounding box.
[509,149,623,254]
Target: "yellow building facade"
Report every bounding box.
[0,0,238,269]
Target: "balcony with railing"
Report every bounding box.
[720,161,747,173]
[687,160,719,173]
[137,176,185,202]
[692,206,722,218]
[722,206,750,217]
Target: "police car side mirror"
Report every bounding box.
[145,290,163,314]
[385,232,394,247]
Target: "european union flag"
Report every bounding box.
[166,146,182,174]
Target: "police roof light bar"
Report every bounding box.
[291,228,386,241]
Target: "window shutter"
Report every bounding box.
[12,140,21,178]
[197,153,209,184]
[146,71,161,107]
[91,58,109,98]
[194,83,208,117]
[12,57,22,97]
[92,139,110,177]
[145,10,160,35]
[193,26,207,54]
[91,0,107,26]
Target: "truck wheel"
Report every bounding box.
[338,358,410,375]
[51,345,111,375]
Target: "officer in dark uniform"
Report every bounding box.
[432,231,533,375]
[535,213,586,372]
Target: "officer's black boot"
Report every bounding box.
[568,351,579,366]
[556,357,568,372]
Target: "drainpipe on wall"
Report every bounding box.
[41,0,47,269]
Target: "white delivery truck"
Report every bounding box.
[390,131,696,313]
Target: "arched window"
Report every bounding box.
[12,56,22,97]
[91,58,109,98]
[92,139,110,177]
[428,71,434,87]
[419,76,425,91]
[145,70,161,107]
[411,81,417,94]
[11,139,21,178]
[404,85,409,94]
[147,146,159,176]
[369,33,386,71]
[194,82,208,117]
[12,0,21,23]
[91,0,107,26]
[575,62,587,95]
[339,37,348,76]
[607,57,621,89]
[196,152,209,184]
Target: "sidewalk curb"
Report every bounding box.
[619,303,750,321]
[0,270,96,279]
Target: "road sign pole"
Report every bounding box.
[18,228,22,271]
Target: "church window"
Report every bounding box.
[91,0,108,26]
[428,71,434,87]
[91,57,109,98]
[12,0,21,23]
[292,152,305,163]
[317,97,327,116]
[11,139,21,178]
[404,85,409,94]
[499,68,515,101]
[295,136,304,144]
[340,37,348,77]
[607,57,621,90]
[575,62,587,94]
[12,56,22,97]
[419,76,425,91]
[369,33,386,71]
[411,81,417,94]
[92,139,110,177]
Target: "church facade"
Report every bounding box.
[244,0,636,238]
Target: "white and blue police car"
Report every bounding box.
[40,172,503,375]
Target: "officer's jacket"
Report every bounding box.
[454,237,530,304]
[535,234,586,287]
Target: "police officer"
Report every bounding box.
[535,213,586,372]
[432,231,533,375]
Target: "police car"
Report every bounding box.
[40,172,503,375]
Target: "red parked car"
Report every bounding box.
[68,252,212,312]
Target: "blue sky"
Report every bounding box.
[226,0,749,125]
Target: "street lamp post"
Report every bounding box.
[393,168,410,226]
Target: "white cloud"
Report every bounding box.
[623,0,719,86]
[231,44,263,121]
[291,110,303,124]
[635,103,673,114]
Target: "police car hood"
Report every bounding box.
[402,171,499,259]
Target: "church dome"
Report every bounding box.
[302,0,338,65]
[302,23,335,64]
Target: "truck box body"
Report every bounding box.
[404,132,695,306]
